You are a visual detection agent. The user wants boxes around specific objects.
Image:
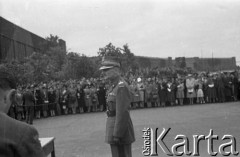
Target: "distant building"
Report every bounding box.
[0,16,66,62]
[135,55,237,72]
[135,56,172,68]
[185,57,237,72]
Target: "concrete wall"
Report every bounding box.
[185,57,237,71]
[136,55,236,71]
[0,16,66,61]
[0,16,46,61]
[135,56,171,68]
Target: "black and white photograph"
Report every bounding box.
[0,0,240,157]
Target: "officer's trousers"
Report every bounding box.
[110,144,132,157]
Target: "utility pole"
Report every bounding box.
[201,48,203,71]
[212,51,214,72]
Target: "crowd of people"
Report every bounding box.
[8,70,240,124]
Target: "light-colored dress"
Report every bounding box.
[186,78,196,98]
[176,83,185,99]
[137,83,145,102]
[197,82,204,98]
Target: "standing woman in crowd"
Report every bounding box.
[35,86,43,119]
[80,83,87,112]
[137,78,145,108]
[84,84,92,112]
[129,80,140,108]
[176,78,185,105]
[90,84,99,112]
[60,84,69,115]
[196,76,204,104]
[145,78,153,108]
[54,83,62,116]
[7,87,19,119]
[186,74,196,105]
[15,87,24,120]
[68,83,78,114]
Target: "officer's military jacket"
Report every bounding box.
[105,78,135,144]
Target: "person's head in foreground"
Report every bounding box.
[0,66,16,113]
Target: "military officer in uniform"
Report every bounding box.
[100,55,135,157]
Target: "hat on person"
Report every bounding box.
[187,74,192,77]
[99,55,120,70]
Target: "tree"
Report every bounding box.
[25,52,51,82]
[62,52,98,79]
[136,57,151,68]
[40,34,62,52]
[46,46,66,72]
[97,43,139,73]
[97,43,122,58]
[1,60,33,85]
[121,44,138,73]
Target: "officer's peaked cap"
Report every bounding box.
[99,55,120,70]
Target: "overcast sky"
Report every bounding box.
[1,0,240,65]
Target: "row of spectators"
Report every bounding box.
[8,71,240,124]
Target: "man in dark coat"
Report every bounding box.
[97,82,107,111]
[79,84,87,113]
[216,73,225,102]
[23,86,35,125]
[100,55,135,157]
[48,86,56,116]
[0,66,45,157]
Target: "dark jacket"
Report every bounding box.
[0,112,45,157]
[23,90,35,109]
[105,79,135,144]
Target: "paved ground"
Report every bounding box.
[35,102,240,157]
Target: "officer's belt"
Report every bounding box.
[106,110,116,117]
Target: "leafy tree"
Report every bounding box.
[62,53,98,79]
[136,57,151,68]
[46,46,66,72]
[159,59,166,67]
[97,43,139,73]
[40,34,61,52]
[25,52,51,82]
[121,44,138,72]
[97,43,122,58]
[38,34,67,74]
[1,60,33,85]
